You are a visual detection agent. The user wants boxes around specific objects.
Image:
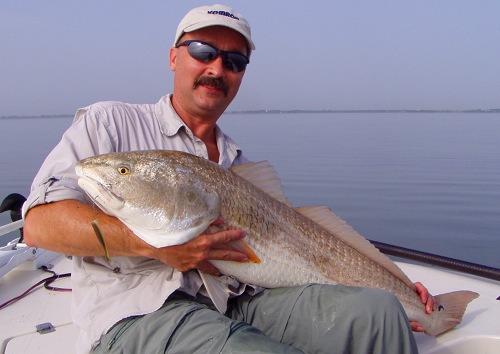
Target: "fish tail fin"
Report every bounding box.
[425,290,479,336]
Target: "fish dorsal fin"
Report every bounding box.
[295,206,415,289]
[231,161,291,207]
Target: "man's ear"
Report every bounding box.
[169,47,178,71]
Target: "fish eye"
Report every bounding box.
[117,165,131,175]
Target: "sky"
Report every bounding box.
[1,0,499,116]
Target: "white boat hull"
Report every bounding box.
[0,251,499,353]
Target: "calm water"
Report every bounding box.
[1,113,499,268]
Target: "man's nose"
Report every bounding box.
[205,55,226,77]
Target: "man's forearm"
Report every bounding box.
[23,199,252,274]
[23,199,146,257]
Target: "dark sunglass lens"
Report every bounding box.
[226,54,248,72]
[188,42,217,62]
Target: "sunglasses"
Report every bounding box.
[176,40,249,73]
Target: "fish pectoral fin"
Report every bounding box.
[198,271,230,314]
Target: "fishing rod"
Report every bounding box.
[369,239,500,282]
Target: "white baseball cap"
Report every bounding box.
[173,4,255,51]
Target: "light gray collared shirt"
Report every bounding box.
[23,94,250,353]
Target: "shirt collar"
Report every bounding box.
[154,94,187,137]
[154,94,243,167]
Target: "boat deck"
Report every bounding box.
[400,261,500,354]
[1,253,499,353]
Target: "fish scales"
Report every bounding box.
[76,150,479,336]
[208,163,410,294]
[201,161,424,317]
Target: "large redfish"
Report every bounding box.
[75,150,478,336]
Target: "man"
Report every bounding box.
[23,5,433,353]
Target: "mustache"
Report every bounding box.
[194,76,229,97]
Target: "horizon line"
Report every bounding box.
[1,108,499,119]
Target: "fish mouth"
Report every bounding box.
[76,174,125,212]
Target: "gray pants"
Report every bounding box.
[93,284,418,354]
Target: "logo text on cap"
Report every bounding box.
[207,10,239,21]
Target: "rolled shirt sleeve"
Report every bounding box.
[22,106,115,218]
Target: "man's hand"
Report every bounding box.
[410,282,436,332]
[146,216,249,275]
